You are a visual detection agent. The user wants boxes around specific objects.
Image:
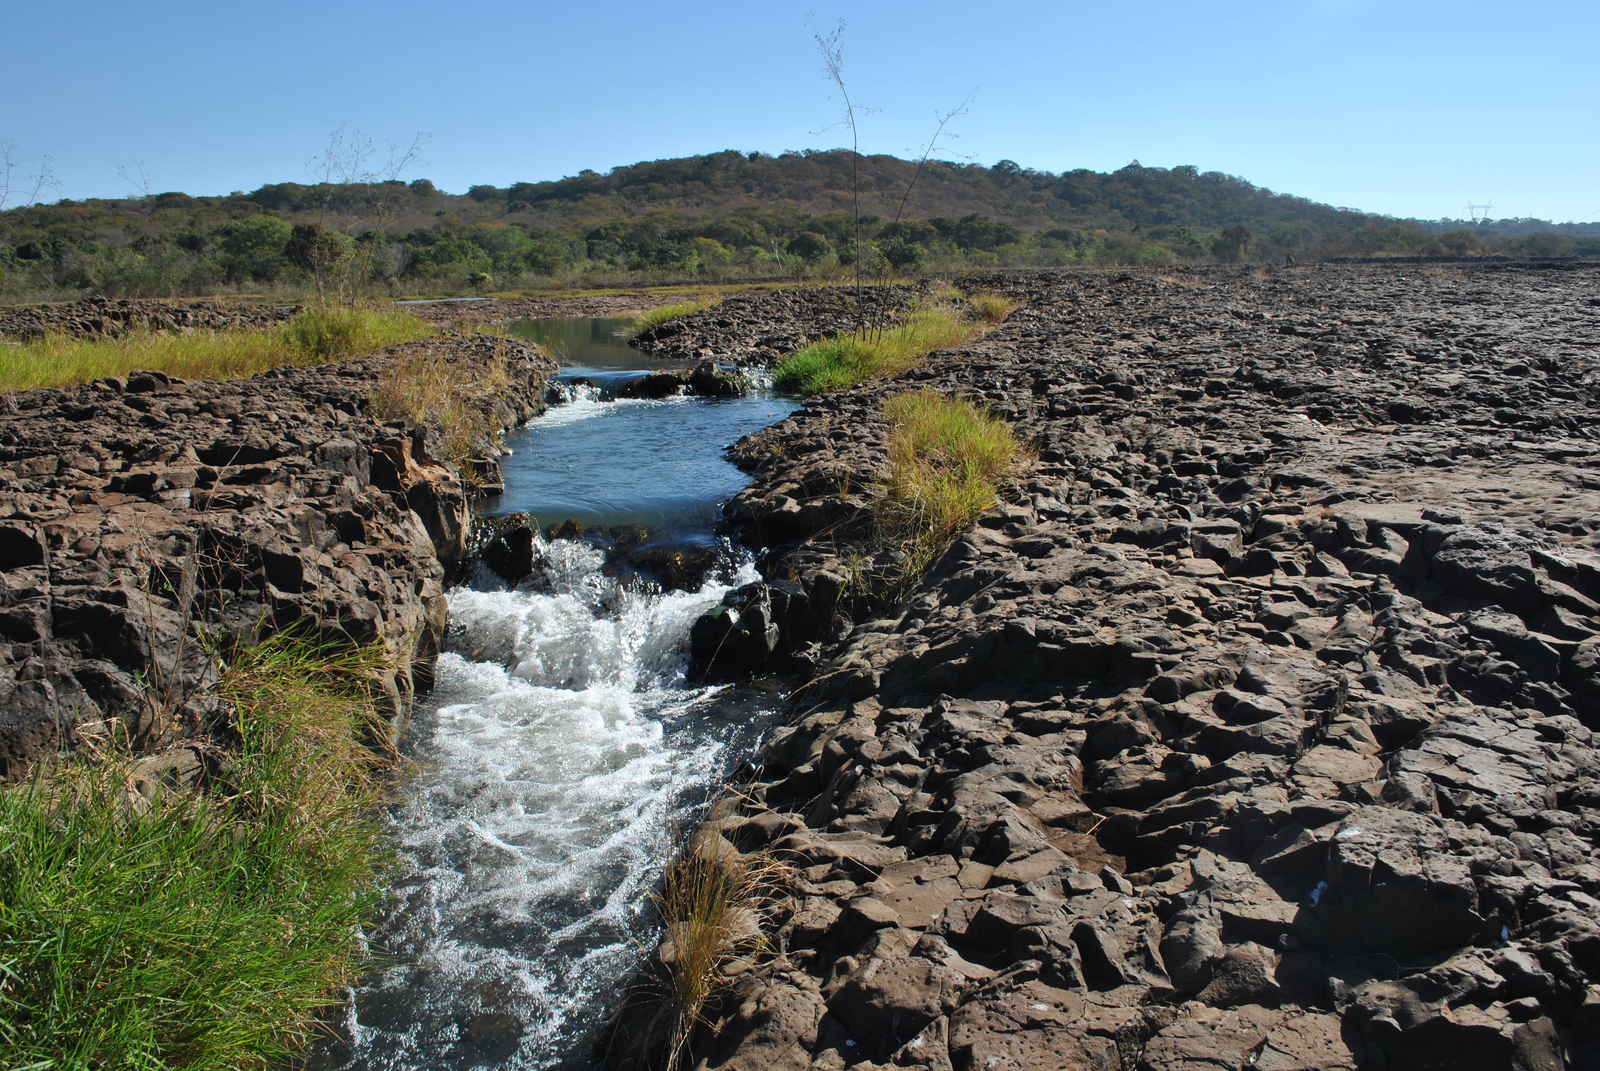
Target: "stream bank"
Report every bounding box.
[0,332,555,773]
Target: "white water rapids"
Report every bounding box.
[309,319,797,1070]
[313,540,768,1070]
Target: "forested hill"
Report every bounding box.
[2,149,1595,300]
[247,151,1362,233]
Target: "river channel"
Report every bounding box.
[309,318,797,1070]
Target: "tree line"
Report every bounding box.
[1,151,1594,300]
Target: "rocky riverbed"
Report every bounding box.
[613,264,1600,1070]
[0,333,555,776]
[0,296,300,340]
[632,284,922,366]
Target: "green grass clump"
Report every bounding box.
[626,297,716,337]
[967,291,1018,324]
[879,389,1025,579]
[0,305,433,392]
[772,293,1015,396]
[0,631,393,1070]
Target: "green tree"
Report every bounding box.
[1212,224,1253,262]
[285,223,354,296]
[215,216,291,282]
[787,230,831,261]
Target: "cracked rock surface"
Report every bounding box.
[632,284,923,366]
[0,334,555,774]
[618,264,1600,1071]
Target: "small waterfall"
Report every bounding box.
[311,317,799,1071]
[316,538,767,1070]
[545,380,602,407]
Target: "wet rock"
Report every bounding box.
[481,522,541,583]
[616,371,684,399]
[690,583,781,681]
[689,360,753,398]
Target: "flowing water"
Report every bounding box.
[309,319,797,1070]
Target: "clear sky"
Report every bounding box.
[5,0,1596,222]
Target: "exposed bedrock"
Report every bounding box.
[0,333,555,775]
[0,296,300,341]
[621,264,1600,1071]
[632,284,924,365]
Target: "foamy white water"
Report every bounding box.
[314,540,767,1071]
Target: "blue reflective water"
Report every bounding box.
[491,319,797,535]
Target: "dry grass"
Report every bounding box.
[967,291,1018,323]
[367,341,512,468]
[0,306,432,393]
[650,833,789,1070]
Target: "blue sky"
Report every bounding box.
[6,0,1597,221]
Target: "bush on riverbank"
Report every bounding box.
[0,304,432,392]
[771,292,1016,395]
[879,389,1025,580]
[0,630,393,1069]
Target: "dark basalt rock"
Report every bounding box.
[0,334,556,774]
[615,371,684,400]
[0,296,299,341]
[480,522,541,584]
[630,283,924,366]
[613,264,1600,1071]
[687,360,751,398]
[608,541,722,593]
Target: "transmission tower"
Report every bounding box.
[1466,202,1493,223]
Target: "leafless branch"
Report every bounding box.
[1,142,59,213]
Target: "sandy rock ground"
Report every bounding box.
[615,264,1600,1071]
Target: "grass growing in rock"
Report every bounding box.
[0,305,433,392]
[878,389,1025,580]
[648,834,789,1071]
[0,630,393,1070]
[368,340,513,469]
[772,292,1017,395]
[626,296,717,337]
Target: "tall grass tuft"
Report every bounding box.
[878,389,1026,582]
[0,305,432,393]
[626,297,716,338]
[967,291,1017,324]
[772,292,1016,395]
[367,341,512,469]
[0,630,393,1070]
[650,835,789,1071]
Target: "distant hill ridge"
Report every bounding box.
[2,149,1595,299]
[243,149,1367,231]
